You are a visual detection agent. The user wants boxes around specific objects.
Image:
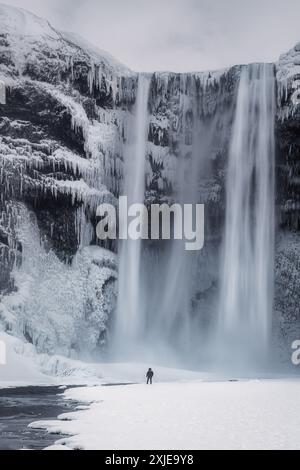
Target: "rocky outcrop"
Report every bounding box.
[273,44,300,352]
[0,4,132,355]
[276,43,300,231]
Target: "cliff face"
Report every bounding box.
[274,44,300,351]
[0,4,299,359]
[0,4,135,355]
[276,42,300,231]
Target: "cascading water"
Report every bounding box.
[113,74,150,354]
[134,75,223,365]
[112,65,276,369]
[145,76,203,357]
[218,64,276,367]
[139,75,198,360]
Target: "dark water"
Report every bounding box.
[0,386,79,450]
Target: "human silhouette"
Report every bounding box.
[146,368,154,384]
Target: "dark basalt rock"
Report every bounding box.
[2,86,86,154]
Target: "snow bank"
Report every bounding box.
[43,444,72,451]
[0,330,209,389]
[87,362,209,384]
[30,379,300,450]
[0,329,106,388]
[0,332,137,388]
[0,331,54,388]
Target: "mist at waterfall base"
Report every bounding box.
[110,65,276,374]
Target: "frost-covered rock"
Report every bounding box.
[0,206,117,356]
[276,44,300,233]
[274,233,300,361]
[0,4,134,354]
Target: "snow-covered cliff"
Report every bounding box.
[0,3,134,355]
[274,43,300,352]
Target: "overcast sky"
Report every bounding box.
[2,0,300,72]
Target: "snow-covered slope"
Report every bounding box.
[0,3,59,38]
[62,31,131,76]
[0,2,131,79]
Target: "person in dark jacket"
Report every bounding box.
[146,368,154,384]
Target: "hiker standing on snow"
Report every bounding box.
[146,368,154,385]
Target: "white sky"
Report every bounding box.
[2,0,300,72]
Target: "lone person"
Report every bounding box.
[146,368,154,385]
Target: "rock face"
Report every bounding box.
[274,44,300,351]
[0,4,299,360]
[0,4,132,355]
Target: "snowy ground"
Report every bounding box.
[29,378,300,451]
[2,331,300,450]
[0,332,56,388]
[0,332,210,388]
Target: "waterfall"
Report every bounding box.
[112,65,276,368]
[134,76,219,365]
[218,64,276,366]
[145,76,201,356]
[113,74,150,354]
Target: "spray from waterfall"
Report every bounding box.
[111,66,275,369]
[145,75,201,357]
[135,75,222,365]
[218,64,276,368]
[113,74,150,355]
